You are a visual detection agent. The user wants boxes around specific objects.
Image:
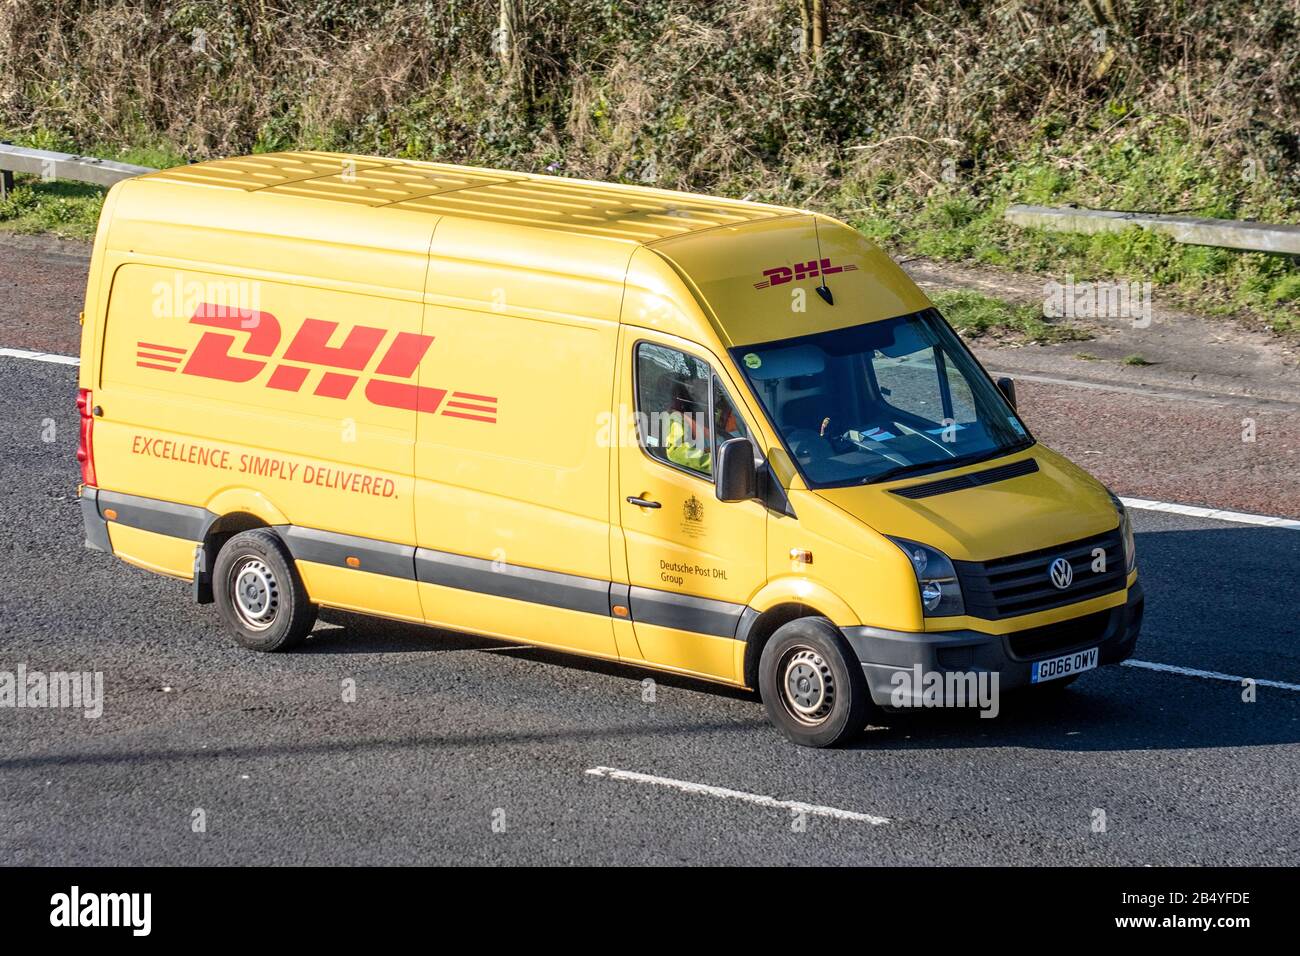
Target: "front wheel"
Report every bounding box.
[213,528,317,651]
[758,617,871,748]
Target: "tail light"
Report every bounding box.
[76,387,97,486]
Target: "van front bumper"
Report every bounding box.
[842,582,1144,708]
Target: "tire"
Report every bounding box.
[758,617,871,748]
[213,528,317,652]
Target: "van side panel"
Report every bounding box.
[412,305,617,569]
[106,524,195,580]
[411,219,631,657]
[296,562,425,623]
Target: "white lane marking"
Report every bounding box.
[1123,659,1300,692]
[0,347,79,366]
[986,369,1300,410]
[584,766,889,824]
[1120,496,1300,530]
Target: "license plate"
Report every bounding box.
[1031,647,1099,683]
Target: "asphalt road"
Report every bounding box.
[1,354,1297,865]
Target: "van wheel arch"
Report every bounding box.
[194,512,274,604]
[741,603,827,691]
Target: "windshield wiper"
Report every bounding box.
[863,438,1034,485]
[864,460,950,484]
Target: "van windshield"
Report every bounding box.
[730,309,1033,488]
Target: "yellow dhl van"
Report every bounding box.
[76,151,1142,747]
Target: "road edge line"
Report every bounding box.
[0,347,79,366]
[1123,659,1300,693]
[1120,496,1300,530]
[584,766,890,824]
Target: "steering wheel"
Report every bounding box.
[811,415,860,454]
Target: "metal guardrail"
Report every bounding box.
[1005,203,1300,256]
[5,144,1298,257]
[0,143,157,197]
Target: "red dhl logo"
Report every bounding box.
[753,258,857,290]
[136,304,498,423]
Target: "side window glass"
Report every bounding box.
[635,343,750,478]
[711,371,752,452]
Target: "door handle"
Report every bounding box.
[626,495,661,509]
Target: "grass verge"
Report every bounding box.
[930,290,1091,345]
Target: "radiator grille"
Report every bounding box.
[954,528,1125,619]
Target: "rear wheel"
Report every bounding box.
[213,528,316,651]
[758,617,871,748]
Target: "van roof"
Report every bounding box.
[138,150,801,244]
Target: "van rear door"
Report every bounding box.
[92,256,428,619]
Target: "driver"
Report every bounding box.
[665,382,714,473]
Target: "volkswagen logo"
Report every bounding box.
[1049,557,1073,589]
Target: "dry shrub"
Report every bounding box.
[0,1,1295,212]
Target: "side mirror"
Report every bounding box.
[715,438,758,502]
[996,376,1017,409]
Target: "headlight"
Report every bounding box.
[887,537,965,617]
[1109,492,1137,573]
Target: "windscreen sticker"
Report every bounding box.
[743,353,762,369]
[1008,417,1026,435]
[851,427,897,442]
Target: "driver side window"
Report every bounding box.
[635,342,750,479]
